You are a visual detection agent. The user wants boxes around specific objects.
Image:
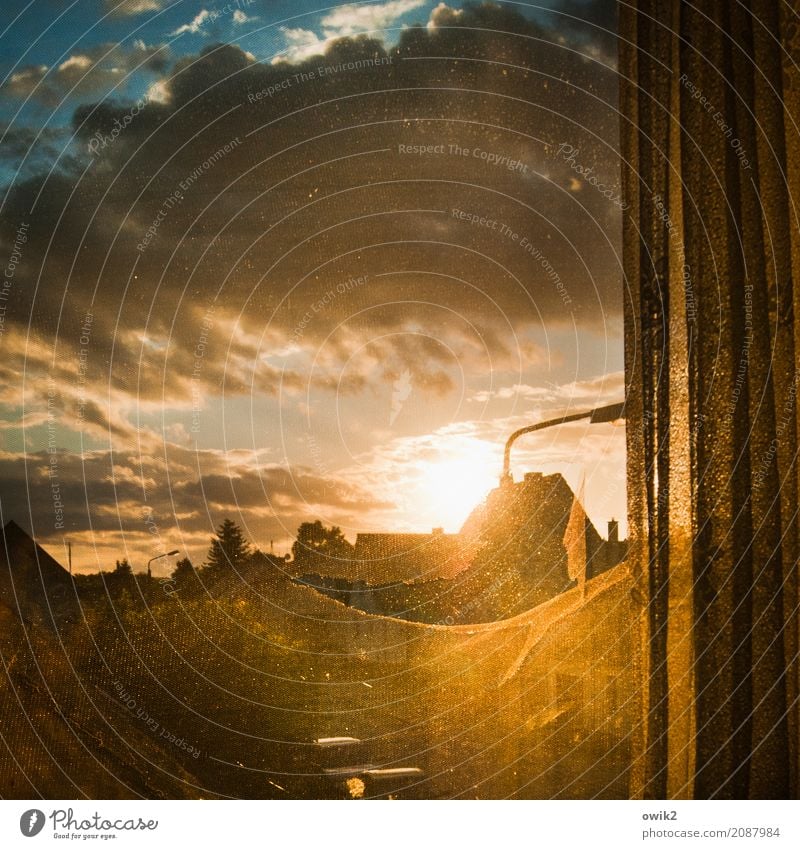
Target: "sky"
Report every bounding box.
[0,0,624,575]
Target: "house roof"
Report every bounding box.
[0,520,77,629]
[351,532,469,584]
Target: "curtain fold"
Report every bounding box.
[620,0,800,799]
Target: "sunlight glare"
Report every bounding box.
[414,446,498,532]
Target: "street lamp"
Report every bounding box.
[500,401,625,486]
[147,549,180,579]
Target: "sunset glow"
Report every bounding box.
[413,450,497,532]
[0,0,624,573]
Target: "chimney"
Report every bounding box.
[608,519,619,544]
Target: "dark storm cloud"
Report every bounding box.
[0,124,66,161]
[0,123,80,179]
[0,444,389,548]
[0,1,620,412]
[537,0,618,67]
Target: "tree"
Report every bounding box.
[171,557,195,582]
[292,521,353,574]
[114,558,132,576]
[205,519,252,576]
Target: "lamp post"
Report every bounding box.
[147,549,180,580]
[500,401,625,486]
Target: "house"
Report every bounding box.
[450,472,628,619]
[587,519,628,580]
[0,520,77,630]
[296,474,628,623]
[349,528,470,584]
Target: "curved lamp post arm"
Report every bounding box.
[147,549,180,579]
[501,401,625,485]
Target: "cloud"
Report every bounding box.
[232,10,255,26]
[4,65,49,98]
[0,123,75,179]
[469,384,553,404]
[275,0,426,63]
[1,42,170,106]
[0,441,392,570]
[426,2,464,31]
[335,370,627,535]
[273,26,333,64]
[103,0,166,16]
[1,3,621,406]
[145,77,172,103]
[536,0,618,69]
[171,9,212,36]
[2,4,620,360]
[170,6,259,38]
[0,371,625,569]
[469,371,625,405]
[320,0,427,37]
[0,3,622,556]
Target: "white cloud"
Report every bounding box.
[469,371,625,408]
[320,0,426,38]
[273,27,334,64]
[3,41,169,105]
[146,77,171,104]
[469,384,553,404]
[58,55,94,73]
[171,9,212,36]
[6,65,48,97]
[105,0,165,16]
[426,2,463,31]
[275,0,426,64]
[170,6,258,36]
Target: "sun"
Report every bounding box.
[414,449,498,532]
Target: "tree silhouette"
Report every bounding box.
[292,521,353,574]
[205,519,252,576]
[171,557,195,582]
[115,558,132,575]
